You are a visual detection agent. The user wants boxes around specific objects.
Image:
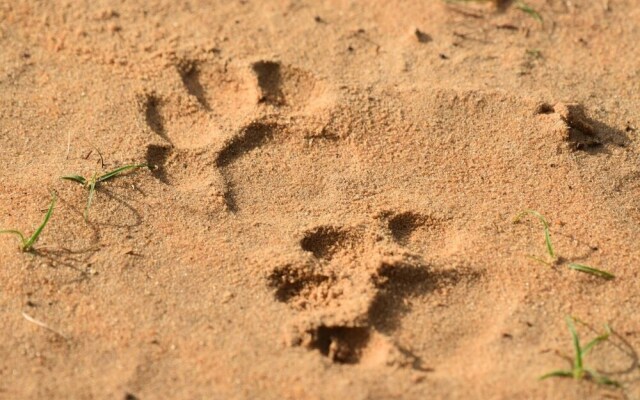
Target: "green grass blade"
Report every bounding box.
[514,210,555,259]
[568,263,615,280]
[585,369,621,387]
[582,331,610,356]
[22,193,56,251]
[544,228,554,259]
[0,229,27,246]
[565,316,583,372]
[61,175,87,185]
[97,164,147,183]
[516,1,542,22]
[582,335,608,356]
[539,370,573,380]
[514,210,549,229]
[526,255,552,266]
[84,180,96,220]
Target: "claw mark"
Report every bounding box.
[140,93,168,142]
[216,122,276,167]
[216,122,277,211]
[252,61,285,105]
[145,145,171,183]
[176,59,211,111]
[268,262,333,309]
[309,326,371,364]
[554,103,602,150]
[299,225,360,261]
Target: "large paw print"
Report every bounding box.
[135,55,333,211]
[266,213,434,367]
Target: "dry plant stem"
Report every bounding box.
[22,312,69,340]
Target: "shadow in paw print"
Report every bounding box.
[378,210,447,256]
[308,326,371,364]
[137,57,260,150]
[145,145,171,184]
[266,219,488,367]
[216,122,278,212]
[269,261,330,307]
[386,211,440,246]
[252,61,285,106]
[176,59,211,111]
[369,265,483,334]
[267,221,477,368]
[139,92,169,144]
[536,102,629,154]
[304,323,431,369]
[299,225,362,260]
[274,225,368,312]
[216,122,276,167]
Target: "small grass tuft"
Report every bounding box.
[513,210,556,261]
[513,210,615,280]
[0,193,56,252]
[62,164,148,220]
[540,316,620,387]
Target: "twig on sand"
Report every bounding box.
[22,311,69,340]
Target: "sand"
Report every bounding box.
[1,1,640,398]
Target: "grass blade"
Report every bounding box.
[61,175,87,185]
[516,1,542,22]
[22,193,56,251]
[97,164,147,183]
[585,369,621,387]
[526,255,552,266]
[582,333,609,356]
[64,162,147,221]
[514,210,555,259]
[565,316,583,373]
[539,370,573,380]
[0,229,27,246]
[582,324,611,356]
[544,228,554,259]
[568,263,615,280]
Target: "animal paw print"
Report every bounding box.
[136,56,333,212]
[251,60,330,108]
[266,214,433,367]
[534,102,629,153]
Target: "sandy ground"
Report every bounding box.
[1,0,640,399]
